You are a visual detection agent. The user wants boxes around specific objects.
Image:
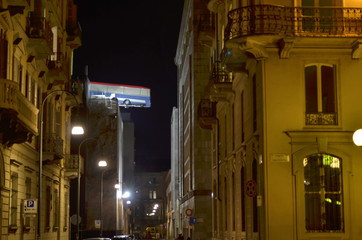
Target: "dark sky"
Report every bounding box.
[72,1,184,171]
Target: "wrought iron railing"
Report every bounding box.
[197,13,216,34]
[225,5,362,40]
[306,112,337,125]
[26,16,53,50]
[44,133,64,157]
[210,61,231,83]
[0,78,38,133]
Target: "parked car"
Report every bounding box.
[84,238,112,240]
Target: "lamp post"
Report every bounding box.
[38,90,84,240]
[77,138,96,240]
[98,160,108,237]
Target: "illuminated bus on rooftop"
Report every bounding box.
[88,81,151,108]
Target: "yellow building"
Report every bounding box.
[177,0,362,240]
[0,0,81,239]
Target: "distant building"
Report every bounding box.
[133,171,168,237]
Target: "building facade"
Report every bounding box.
[174,1,214,240]
[176,0,362,240]
[133,171,168,238]
[0,0,81,239]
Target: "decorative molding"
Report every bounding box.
[352,39,362,60]
[279,38,294,59]
[10,159,22,167]
[24,166,35,173]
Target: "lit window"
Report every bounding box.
[304,154,343,231]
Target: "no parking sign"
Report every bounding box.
[245,180,257,197]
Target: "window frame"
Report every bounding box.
[292,147,351,240]
[304,62,339,127]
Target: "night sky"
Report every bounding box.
[72,0,184,171]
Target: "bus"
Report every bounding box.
[88,81,151,108]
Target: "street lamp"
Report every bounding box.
[77,138,97,240]
[98,160,107,237]
[38,90,84,240]
[353,129,362,146]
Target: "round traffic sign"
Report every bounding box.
[245,180,257,197]
[185,208,193,216]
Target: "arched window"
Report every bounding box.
[303,154,343,232]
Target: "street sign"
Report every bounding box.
[245,180,257,197]
[71,214,81,225]
[95,220,101,229]
[23,199,37,214]
[189,217,197,225]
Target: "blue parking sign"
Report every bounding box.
[189,217,197,225]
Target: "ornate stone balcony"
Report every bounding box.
[206,61,234,102]
[42,133,64,164]
[64,154,84,179]
[0,78,38,147]
[66,3,81,49]
[198,99,217,130]
[224,5,362,60]
[26,16,53,59]
[47,52,70,85]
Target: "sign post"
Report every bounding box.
[245,180,257,198]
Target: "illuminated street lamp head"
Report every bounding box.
[71,125,84,135]
[353,129,362,146]
[122,191,130,199]
[98,160,107,167]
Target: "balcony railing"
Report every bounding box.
[306,112,337,125]
[47,52,70,84]
[206,62,234,102]
[0,78,38,146]
[196,13,215,38]
[43,133,64,159]
[211,61,231,83]
[225,5,362,40]
[26,16,53,58]
[64,154,84,179]
[198,99,217,130]
[0,78,17,111]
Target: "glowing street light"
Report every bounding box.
[98,160,107,237]
[352,129,362,146]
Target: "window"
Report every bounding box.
[232,172,235,231]
[224,177,228,231]
[252,75,257,132]
[64,191,68,230]
[303,154,343,232]
[46,186,51,230]
[25,178,31,227]
[305,64,337,125]
[241,166,246,232]
[10,173,18,227]
[302,0,333,32]
[0,32,8,78]
[252,160,258,232]
[241,91,245,142]
[149,190,156,199]
[53,188,59,230]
